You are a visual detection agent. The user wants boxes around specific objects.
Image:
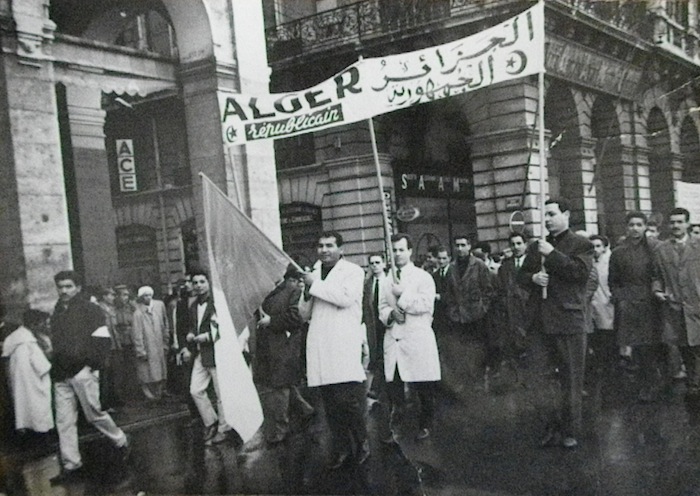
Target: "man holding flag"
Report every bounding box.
[300,231,369,469]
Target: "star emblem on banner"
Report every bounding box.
[225,126,238,143]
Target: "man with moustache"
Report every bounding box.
[518,198,594,449]
[300,231,368,469]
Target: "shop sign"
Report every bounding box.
[116,139,137,192]
[509,210,526,234]
[396,206,421,222]
[399,173,472,198]
[280,203,321,225]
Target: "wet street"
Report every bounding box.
[4,360,700,496]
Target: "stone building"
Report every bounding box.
[264,0,700,263]
[0,0,280,321]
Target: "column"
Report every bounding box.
[63,85,118,287]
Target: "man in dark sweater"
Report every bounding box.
[50,270,130,485]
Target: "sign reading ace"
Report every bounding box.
[116,139,137,192]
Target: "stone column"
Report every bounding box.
[0,0,71,319]
[63,84,118,287]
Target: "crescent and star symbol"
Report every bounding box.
[505,50,527,75]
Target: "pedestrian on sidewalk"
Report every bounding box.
[49,270,130,485]
[1,309,54,435]
[132,286,170,402]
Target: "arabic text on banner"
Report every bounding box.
[202,174,296,442]
[219,2,544,145]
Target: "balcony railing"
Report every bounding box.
[266,0,700,65]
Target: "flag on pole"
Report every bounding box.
[201,173,297,442]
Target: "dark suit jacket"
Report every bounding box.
[495,256,532,348]
[362,273,386,371]
[189,297,217,367]
[518,230,594,335]
[432,266,452,328]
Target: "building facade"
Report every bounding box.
[264,0,700,262]
[0,0,281,321]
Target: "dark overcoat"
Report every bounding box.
[188,297,217,368]
[608,236,660,346]
[652,237,700,347]
[494,257,532,351]
[254,282,304,388]
[362,273,386,371]
[518,230,594,335]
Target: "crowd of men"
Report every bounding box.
[3,197,700,487]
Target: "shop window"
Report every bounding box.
[116,225,158,268]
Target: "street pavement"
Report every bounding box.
[4,359,700,495]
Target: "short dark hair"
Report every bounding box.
[473,241,491,254]
[100,286,116,297]
[589,234,610,247]
[669,207,691,222]
[508,232,526,244]
[391,233,413,250]
[319,230,343,247]
[625,211,647,224]
[189,267,209,281]
[647,220,659,228]
[453,235,471,244]
[54,270,82,286]
[367,252,385,263]
[430,245,448,256]
[23,309,50,329]
[545,197,572,214]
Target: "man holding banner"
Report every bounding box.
[300,231,369,470]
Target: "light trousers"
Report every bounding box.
[54,366,127,470]
[189,355,230,432]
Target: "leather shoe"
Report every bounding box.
[357,446,371,465]
[50,467,84,486]
[415,428,430,441]
[562,437,578,449]
[539,430,562,448]
[329,453,350,470]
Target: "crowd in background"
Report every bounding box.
[3,199,700,485]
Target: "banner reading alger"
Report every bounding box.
[219,2,544,145]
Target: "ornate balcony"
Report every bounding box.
[265,0,700,66]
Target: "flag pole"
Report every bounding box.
[360,54,398,284]
[538,59,547,299]
[367,116,398,284]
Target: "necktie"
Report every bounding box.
[396,268,401,281]
[373,278,379,313]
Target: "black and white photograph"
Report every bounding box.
[3,0,700,494]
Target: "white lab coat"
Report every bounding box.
[379,263,441,382]
[300,258,367,387]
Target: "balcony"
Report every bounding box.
[266,0,700,66]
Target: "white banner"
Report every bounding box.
[219,2,544,145]
[676,181,700,224]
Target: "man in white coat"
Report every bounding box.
[300,231,369,470]
[379,233,441,441]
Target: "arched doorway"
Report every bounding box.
[545,81,584,227]
[681,115,700,183]
[591,96,624,238]
[387,99,475,259]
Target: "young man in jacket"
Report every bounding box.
[50,271,130,485]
